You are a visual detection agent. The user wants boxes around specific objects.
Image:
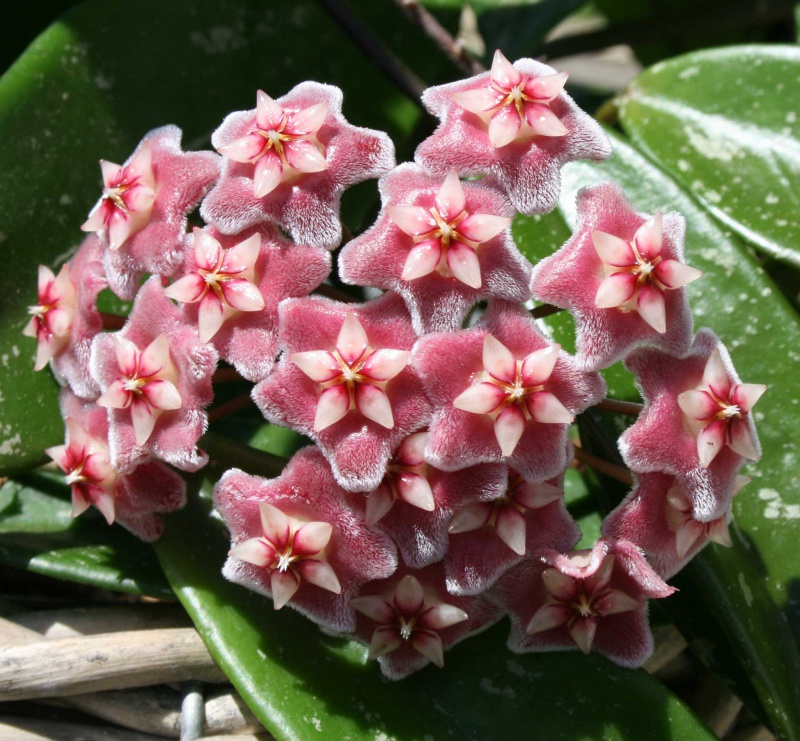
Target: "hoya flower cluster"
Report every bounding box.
[26,52,765,679]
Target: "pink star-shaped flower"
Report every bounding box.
[214,447,398,634]
[351,564,502,679]
[81,126,221,299]
[415,51,611,215]
[166,224,331,382]
[46,390,186,542]
[201,83,396,250]
[339,164,530,333]
[413,300,605,483]
[24,236,107,399]
[492,539,675,667]
[602,471,744,580]
[530,182,702,371]
[619,329,764,521]
[90,278,217,473]
[253,293,432,492]
[445,465,580,595]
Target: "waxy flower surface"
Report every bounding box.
[416,52,611,215]
[253,293,432,492]
[215,447,398,633]
[48,391,186,542]
[603,472,741,579]
[91,279,217,473]
[494,539,674,667]
[352,565,502,679]
[414,300,605,483]
[339,164,530,333]
[445,468,579,595]
[201,82,395,250]
[620,329,763,520]
[24,263,77,373]
[531,182,700,370]
[167,225,330,382]
[82,126,220,299]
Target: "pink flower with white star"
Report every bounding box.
[201,82,395,250]
[214,447,398,633]
[414,301,605,483]
[339,164,530,333]
[91,278,217,473]
[47,391,186,542]
[253,293,432,492]
[619,329,763,521]
[82,126,221,299]
[23,263,77,372]
[167,224,331,382]
[493,539,674,667]
[351,564,502,679]
[602,472,744,580]
[445,466,580,595]
[531,182,700,371]
[416,52,611,215]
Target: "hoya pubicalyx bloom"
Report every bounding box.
[414,300,605,483]
[46,390,186,542]
[494,539,675,667]
[253,292,432,492]
[340,164,530,333]
[416,50,612,215]
[90,279,217,474]
[531,182,702,371]
[202,82,396,250]
[81,126,220,299]
[215,447,397,633]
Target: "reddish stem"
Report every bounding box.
[594,399,644,416]
[208,395,254,424]
[99,312,126,330]
[573,447,633,486]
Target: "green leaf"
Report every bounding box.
[0,0,454,475]
[514,129,800,736]
[619,45,800,266]
[156,488,714,741]
[0,471,172,598]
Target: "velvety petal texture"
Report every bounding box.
[201,82,396,250]
[492,539,674,668]
[619,329,762,521]
[214,447,398,633]
[253,293,432,492]
[168,224,331,381]
[531,182,698,371]
[84,126,221,300]
[90,278,217,473]
[413,300,605,483]
[416,55,612,215]
[339,164,531,333]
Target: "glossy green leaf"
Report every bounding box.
[514,129,800,736]
[156,488,714,741]
[619,45,800,266]
[0,471,172,598]
[0,0,453,475]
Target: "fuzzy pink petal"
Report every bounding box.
[524,103,568,137]
[284,139,328,174]
[634,213,663,259]
[256,90,284,130]
[221,279,265,312]
[297,559,341,594]
[728,417,760,460]
[198,294,226,343]
[361,349,411,382]
[446,241,482,288]
[314,385,351,431]
[653,259,703,289]
[287,102,328,136]
[336,312,368,364]
[401,238,442,281]
[218,133,266,164]
[637,283,667,334]
[394,575,426,615]
[595,272,637,309]
[457,213,511,243]
[293,521,333,556]
[494,405,526,457]
[527,391,573,424]
[697,419,726,467]
[355,384,395,429]
[435,171,466,222]
[592,230,635,267]
[164,274,206,304]
[520,344,560,386]
[291,351,341,383]
[253,152,284,198]
[490,49,521,88]
[526,602,572,633]
[495,506,527,555]
[451,87,505,115]
[732,383,767,414]
[453,382,506,414]
[488,105,522,148]
[271,570,301,610]
[387,206,437,237]
[483,334,516,383]
[395,472,435,511]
